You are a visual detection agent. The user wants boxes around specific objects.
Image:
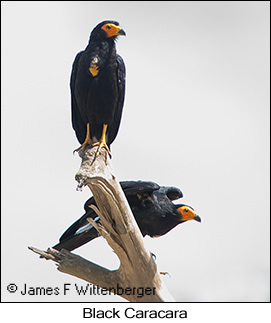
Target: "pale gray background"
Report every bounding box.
[2,1,270,302]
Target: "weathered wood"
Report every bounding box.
[29,146,175,302]
[28,246,119,289]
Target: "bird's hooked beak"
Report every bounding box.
[102,23,126,38]
[178,205,201,223]
[193,215,201,222]
[117,28,126,36]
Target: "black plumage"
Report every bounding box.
[71,20,126,155]
[53,181,201,251]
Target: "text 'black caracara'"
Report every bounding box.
[71,20,126,157]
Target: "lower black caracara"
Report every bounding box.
[71,20,126,157]
[53,181,201,251]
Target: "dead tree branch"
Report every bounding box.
[29,146,174,302]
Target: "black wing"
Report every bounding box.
[120,181,160,210]
[107,54,126,145]
[119,180,160,196]
[70,51,86,144]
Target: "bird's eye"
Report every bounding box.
[184,209,189,213]
[106,25,111,30]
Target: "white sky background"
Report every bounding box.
[1,0,270,305]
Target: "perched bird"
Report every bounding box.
[53,181,201,251]
[71,20,126,156]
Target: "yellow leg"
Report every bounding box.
[92,124,111,156]
[74,123,93,152]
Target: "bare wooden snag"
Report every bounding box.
[29,146,174,302]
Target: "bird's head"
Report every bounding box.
[176,204,201,223]
[90,20,126,41]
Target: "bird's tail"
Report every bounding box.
[52,225,99,252]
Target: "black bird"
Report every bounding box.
[71,20,126,156]
[53,181,201,251]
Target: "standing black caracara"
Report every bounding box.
[71,20,126,156]
[53,181,201,251]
